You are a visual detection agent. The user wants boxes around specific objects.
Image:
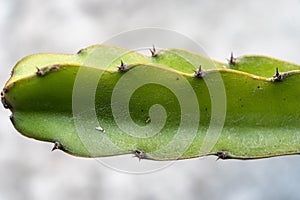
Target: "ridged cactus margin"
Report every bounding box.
[2,44,300,160]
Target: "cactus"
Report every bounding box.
[2,44,300,160]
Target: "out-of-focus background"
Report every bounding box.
[1,0,300,199]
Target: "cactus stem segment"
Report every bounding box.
[118,60,128,72]
[216,151,230,160]
[194,65,205,78]
[149,45,158,57]
[52,141,63,151]
[134,149,145,161]
[227,52,237,65]
[5,44,300,160]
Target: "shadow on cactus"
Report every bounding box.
[2,44,300,161]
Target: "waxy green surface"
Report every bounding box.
[3,45,300,160]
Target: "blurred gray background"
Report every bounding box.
[1,0,300,199]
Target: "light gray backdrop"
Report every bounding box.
[1,0,300,199]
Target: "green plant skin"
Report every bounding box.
[7,45,149,85]
[230,55,300,77]
[3,45,300,160]
[8,45,224,86]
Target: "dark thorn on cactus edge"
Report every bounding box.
[194,65,205,78]
[118,60,128,72]
[1,88,7,97]
[36,65,60,77]
[49,65,60,71]
[1,97,9,109]
[216,151,230,160]
[227,52,237,65]
[273,67,283,82]
[9,115,15,126]
[36,67,45,76]
[149,45,158,57]
[134,149,145,161]
[77,48,84,54]
[52,141,63,151]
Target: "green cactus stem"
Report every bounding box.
[2,45,300,160]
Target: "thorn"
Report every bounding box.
[36,67,47,76]
[9,115,15,126]
[194,65,205,78]
[52,141,63,151]
[36,67,44,76]
[1,96,9,109]
[118,60,128,72]
[77,48,84,54]
[10,69,15,76]
[273,67,283,82]
[149,45,158,57]
[216,151,230,160]
[134,149,145,161]
[227,52,237,65]
[1,88,7,97]
[95,126,105,133]
[145,117,151,124]
[36,65,60,77]
[49,65,60,72]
